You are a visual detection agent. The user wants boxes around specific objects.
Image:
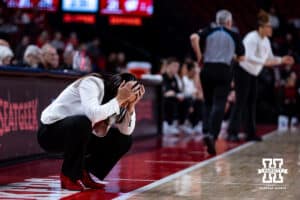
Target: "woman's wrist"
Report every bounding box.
[128,104,135,114]
[116,96,125,106]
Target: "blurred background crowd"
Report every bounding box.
[0,0,299,133]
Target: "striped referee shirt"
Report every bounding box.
[198,26,245,65]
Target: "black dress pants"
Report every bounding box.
[200,63,232,139]
[37,115,132,181]
[228,66,258,137]
[163,97,179,125]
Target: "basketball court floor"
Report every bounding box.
[0,125,299,200]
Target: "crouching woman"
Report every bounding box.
[37,73,144,191]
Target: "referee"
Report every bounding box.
[190,10,245,154]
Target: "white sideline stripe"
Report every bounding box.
[113,130,277,200]
[106,178,157,182]
[198,181,271,186]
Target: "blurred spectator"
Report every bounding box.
[0,45,14,65]
[15,35,30,63]
[41,43,59,69]
[116,52,127,73]
[279,33,298,59]
[159,59,168,74]
[72,44,92,73]
[86,38,102,69]
[23,45,42,68]
[106,52,118,73]
[0,18,18,34]
[51,32,65,53]
[62,50,74,70]
[182,62,199,98]
[0,8,18,34]
[162,57,183,135]
[65,32,79,52]
[33,12,46,30]
[14,11,31,25]
[73,51,92,73]
[194,62,203,99]
[176,61,185,96]
[179,62,203,134]
[269,6,280,29]
[278,71,298,130]
[0,39,9,47]
[280,64,295,81]
[37,31,49,47]
[178,61,188,79]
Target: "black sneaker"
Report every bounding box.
[203,135,216,155]
[227,134,240,142]
[246,135,262,142]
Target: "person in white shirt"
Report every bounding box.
[227,10,294,142]
[180,62,203,134]
[38,73,145,191]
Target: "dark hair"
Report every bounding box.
[166,57,179,65]
[76,72,137,104]
[102,73,137,104]
[186,62,196,72]
[257,10,270,27]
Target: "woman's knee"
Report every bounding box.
[65,116,92,142]
[115,131,133,154]
[71,115,92,131]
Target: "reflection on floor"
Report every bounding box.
[0,125,277,199]
[131,129,300,200]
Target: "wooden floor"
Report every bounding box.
[124,130,300,200]
[1,126,299,200]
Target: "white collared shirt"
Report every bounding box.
[182,76,197,97]
[41,76,136,136]
[240,31,281,76]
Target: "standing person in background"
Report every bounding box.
[227,10,294,142]
[190,10,245,154]
[162,57,183,135]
